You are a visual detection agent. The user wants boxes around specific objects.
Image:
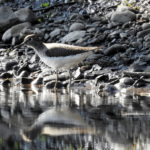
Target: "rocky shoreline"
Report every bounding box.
[0,0,150,94]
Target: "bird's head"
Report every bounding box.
[15,34,41,48]
[22,34,40,46]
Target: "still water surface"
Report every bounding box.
[0,84,150,150]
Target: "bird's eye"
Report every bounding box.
[29,38,33,41]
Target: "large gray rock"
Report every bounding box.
[2,22,31,42]
[0,6,19,32]
[61,30,86,43]
[111,10,136,24]
[14,8,36,22]
[69,22,85,32]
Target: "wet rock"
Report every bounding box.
[137,29,150,38]
[18,71,30,78]
[99,84,117,94]
[17,63,32,75]
[2,22,31,42]
[111,10,136,24]
[21,77,33,85]
[69,22,85,32]
[32,77,43,85]
[95,74,109,85]
[0,72,13,79]
[134,80,146,88]
[104,44,126,55]
[45,81,63,89]
[50,28,61,38]
[0,6,19,32]
[61,30,86,43]
[5,61,18,71]
[14,8,36,22]
[119,77,134,86]
[2,79,11,87]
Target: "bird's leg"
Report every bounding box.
[68,70,72,88]
[54,70,58,91]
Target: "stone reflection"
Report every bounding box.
[0,86,150,149]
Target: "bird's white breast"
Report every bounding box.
[41,51,92,70]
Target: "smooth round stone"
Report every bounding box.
[111,10,136,24]
[119,77,134,86]
[142,23,150,30]
[2,22,31,42]
[61,30,86,43]
[14,8,36,22]
[69,22,85,32]
[0,6,18,32]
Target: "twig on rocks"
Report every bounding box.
[124,71,150,78]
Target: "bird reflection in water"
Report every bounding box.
[20,87,96,142]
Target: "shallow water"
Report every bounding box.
[0,84,150,150]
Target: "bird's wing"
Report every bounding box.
[45,47,88,57]
[44,44,100,57]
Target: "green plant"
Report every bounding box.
[0,138,3,145]
[121,0,140,10]
[40,2,50,7]
[14,142,19,150]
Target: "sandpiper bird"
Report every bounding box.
[20,34,101,88]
